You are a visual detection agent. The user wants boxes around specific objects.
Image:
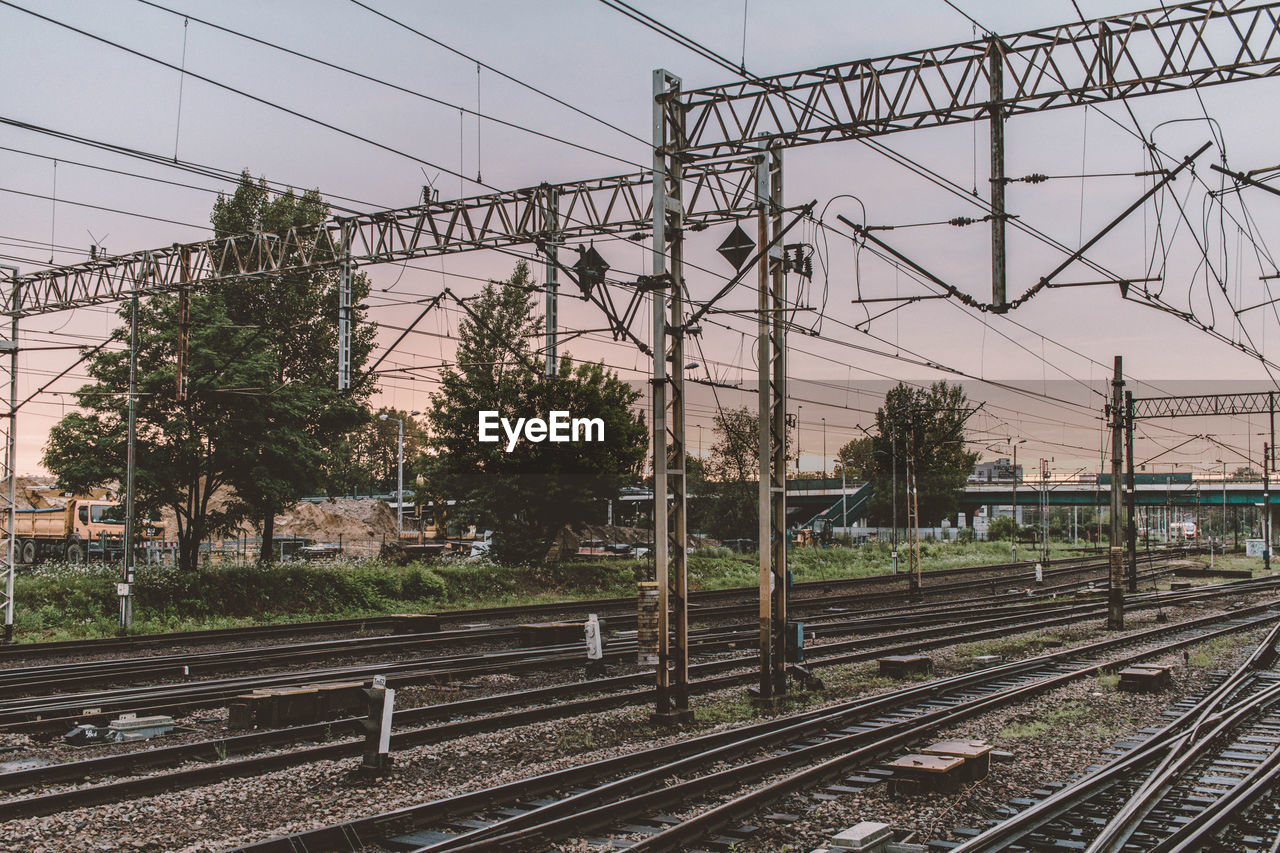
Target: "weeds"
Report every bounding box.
[997,700,1118,741]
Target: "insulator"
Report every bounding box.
[949,217,978,227]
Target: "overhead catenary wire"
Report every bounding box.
[10,0,1280,479]
[134,0,645,170]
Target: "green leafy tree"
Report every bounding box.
[43,172,374,569]
[209,173,373,560]
[694,407,796,541]
[700,407,762,541]
[987,514,1018,543]
[327,407,428,495]
[862,381,979,527]
[418,262,647,563]
[44,294,273,572]
[834,435,874,480]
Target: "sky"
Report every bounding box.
[3,0,1280,479]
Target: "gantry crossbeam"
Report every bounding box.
[5,162,759,317]
[672,1,1280,158]
[1130,391,1276,418]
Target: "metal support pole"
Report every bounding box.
[1266,440,1272,572]
[120,290,139,633]
[1125,391,1138,592]
[0,264,16,644]
[543,187,560,379]
[176,247,191,401]
[1108,355,1125,630]
[1041,458,1049,566]
[651,69,689,722]
[891,431,898,574]
[1269,393,1275,571]
[669,192,689,716]
[841,459,848,530]
[989,38,1007,310]
[755,148,773,701]
[395,418,404,539]
[768,146,788,696]
[1012,442,1019,562]
[337,220,353,391]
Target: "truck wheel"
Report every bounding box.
[19,539,36,565]
[65,542,85,563]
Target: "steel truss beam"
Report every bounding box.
[1130,391,1276,418]
[671,1,1280,158]
[5,164,758,318]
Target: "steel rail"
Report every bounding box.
[224,603,1280,853]
[0,549,1134,661]
[0,552,1165,705]
[0,577,1236,821]
[0,559,1187,734]
[950,611,1280,852]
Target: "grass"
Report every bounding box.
[1188,635,1239,668]
[1209,553,1268,574]
[955,632,1066,662]
[689,540,1084,590]
[7,538,1106,642]
[997,699,1120,742]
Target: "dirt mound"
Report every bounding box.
[273,498,399,551]
[5,476,113,509]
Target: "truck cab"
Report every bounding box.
[73,499,126,542]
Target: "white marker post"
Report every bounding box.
[361,674,395,775]
[585,613,604,677]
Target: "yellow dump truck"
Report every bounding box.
[13,499,163,564]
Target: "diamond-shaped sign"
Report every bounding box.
[717,223,755,271]
[572,245,610,294]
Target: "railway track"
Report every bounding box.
[219,601,1280,853]
[0,577,1260,823]
[949,596,1280,853]
[0,549,1181,704]
[0,562,1195,733]
[0,548,1192,664]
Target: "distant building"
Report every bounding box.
[970,458,1022,483]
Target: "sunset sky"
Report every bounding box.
[3,0,1279,478]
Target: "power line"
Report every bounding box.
[0,1,485,190]
[347,0,648,149]
[135,0,645,170]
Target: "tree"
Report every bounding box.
[210,173,374,560]
[43,172,374,570]
[418,262,647,563]
[323,407,427,496]
[45,294,272,572]
[700,407,760,540]
[696,407,793,541]
[861,381,979,527]
[833,435,874,480]
[987,515,1018,542]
